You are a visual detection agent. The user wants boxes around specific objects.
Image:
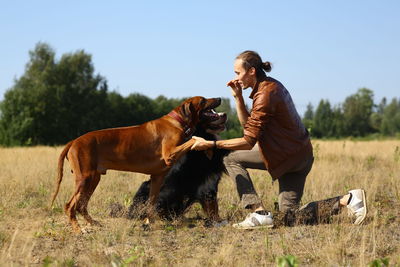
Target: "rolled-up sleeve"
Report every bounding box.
[243,89,277,146]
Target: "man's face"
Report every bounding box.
[234,59,256,89]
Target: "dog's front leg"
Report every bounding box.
[164,138,196,166]
[201,199,228,227]
[201,199,221,222]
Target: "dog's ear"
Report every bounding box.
[182,102,193,118]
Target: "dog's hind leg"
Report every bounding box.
[65,170,100,232]
[144,174,165,224]
[76,172,101,226]
[64,174,83,233]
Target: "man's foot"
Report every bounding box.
[347,189,367,225]
[232,211,274,229]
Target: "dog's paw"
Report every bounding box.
[165,153,177,166]
[80,227,95,234]
[142,223,151,231]
[142,217,152,231]
[213,220,229,227]
[205,219,229,228]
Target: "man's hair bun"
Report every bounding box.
[262,61,272,72]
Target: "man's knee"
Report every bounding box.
[223,152,237,167]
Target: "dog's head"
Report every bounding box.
[178,96,222,127]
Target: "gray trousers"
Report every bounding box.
[223,144,342,225]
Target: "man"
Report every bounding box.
[191,50,367,229]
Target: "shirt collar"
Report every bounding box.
[249,75,267,99]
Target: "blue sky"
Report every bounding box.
[1,1,399,115]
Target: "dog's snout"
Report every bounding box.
[205,97,222,110]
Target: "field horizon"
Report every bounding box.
[0,140,399,266]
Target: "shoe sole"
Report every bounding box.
[355,190,367,225]
[232,224,274,230]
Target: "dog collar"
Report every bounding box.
[168,111,195,138]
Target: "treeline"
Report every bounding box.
[0,43,241,146]
[0,43,399,146]
[303,88,400,138]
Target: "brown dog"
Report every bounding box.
[51,96,221,232]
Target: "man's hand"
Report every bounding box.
[227,79,243,99]
[191,136,212,151]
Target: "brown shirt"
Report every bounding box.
[243,76,313,180]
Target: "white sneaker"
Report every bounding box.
[232,211,274,229]
[347,189,367,225]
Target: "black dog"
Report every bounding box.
[126,112,229,224]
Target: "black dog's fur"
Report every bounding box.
[126,127,229,221]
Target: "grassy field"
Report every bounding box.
[0,140,399,266]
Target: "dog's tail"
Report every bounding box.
[50,141,73,208]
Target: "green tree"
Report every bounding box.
[152,95,186,118]
[370,97,387,132]
[330,105,345,137]
[125,93,158,124]
[0,43,57,145]
[0,42,108,145]
[51,49,109,142]
[312,99,333,138]
[104,91,130,127]
[342,88,374,137]
[216,98,242,139]
[302,102,314,132]
[380,98,400,136]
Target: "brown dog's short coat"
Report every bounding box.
[51,96,221,232]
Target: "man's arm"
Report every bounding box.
[191,136,253,151]
[234,95,250,127]
[227,80,250,126]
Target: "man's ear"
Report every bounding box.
[249,67,256,76]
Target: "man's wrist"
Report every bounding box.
[234,95,244,101]
[208,140,217,149]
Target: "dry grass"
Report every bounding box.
[0,140,399,266]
